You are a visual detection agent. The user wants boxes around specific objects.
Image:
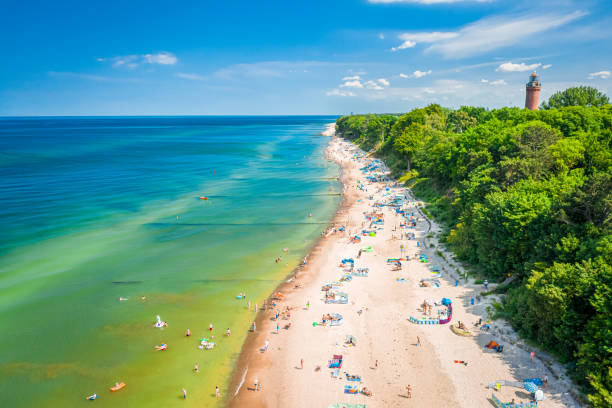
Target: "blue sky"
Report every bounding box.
[1,0,611,115]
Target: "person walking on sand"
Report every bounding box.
[530,351,535,362]
[182,388,187,399]
[264,339,269,352]
[276,323,280,333]
[375,360,379,369]
[254,377,259,391]
[417,336,421,347]
[226,328,231,336]
[300,358,304,369]
[209,323,213,332]
[406,385,412,398]
[215,386,220,398]
[194,363,199,373]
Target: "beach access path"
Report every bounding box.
[228,128,580,408]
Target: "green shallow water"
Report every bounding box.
[0,116,340,406]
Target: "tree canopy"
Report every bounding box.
[336,93,612,406]
[542,86,610,110]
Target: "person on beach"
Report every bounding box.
[194,363,199,373]
[185,329,191,337]
[417,336,421,347]
[276,323,280,333]
[226,328,231,336]
[530,351,535,362]
[406,385,412,398]
[182,388,187,399]
[375,360,379,369]
[264,339,269,352]
[215,386,220,398]
[252,321,256,332]
[209,323,213,332]
[248,301,251,310]
[306,300,310,309]
[543,374,548,387]
[300,358,304,369]
[254,378,259,391]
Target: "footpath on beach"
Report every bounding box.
[229,126,581,408]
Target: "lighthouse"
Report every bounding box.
[525,72,541,110]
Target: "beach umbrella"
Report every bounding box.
[524,382,538,393]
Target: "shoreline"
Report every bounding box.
[228,126,581,408]
[227,123,349,404]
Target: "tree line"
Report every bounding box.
[335,87,611,407]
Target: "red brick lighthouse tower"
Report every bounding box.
[525,72,541,110]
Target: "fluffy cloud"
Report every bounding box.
[400,70,432,79]
[497,62,541,72]
[412,70,432,78]
[379,33,385,40]
[542,64,552,69]
[364,80,384,90]
[326,89,356,97]
[481,79,488,83]
[98,52,178,68]
[342,75,361,81]
[341,79,364,88]
[392,32,458,51]
[588,71,611,79]
[395,11,586,58]
[378,78,390,86]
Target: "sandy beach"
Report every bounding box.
[228,124,581,408]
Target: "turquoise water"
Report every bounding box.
[0,116,340,406]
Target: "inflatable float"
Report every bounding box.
[110,382,125,392]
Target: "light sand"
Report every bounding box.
[229,127,581,408]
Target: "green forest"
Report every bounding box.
[335,87,611,407]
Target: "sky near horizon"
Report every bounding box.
[1,0,611,115]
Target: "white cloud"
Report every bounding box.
[370,0,490,4]
[481,79,489,83]
[341,80,364,88]
[378,78,390,86]
[326,89,356,97]
[489,79,507,85]
[176,72,205,81]
[497,62,541,72]
[143,52,178,65]
[423,88,436,94]
[407,11,588,58]
[379,33,385,40]
[97,51,178,68]
[342,75,361,81]
[398,71,432,79]
[364,80,384,90]
[588,71,611,79]
[542,64,552,69]
[392,32,458,51]
[412,70,432,78]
